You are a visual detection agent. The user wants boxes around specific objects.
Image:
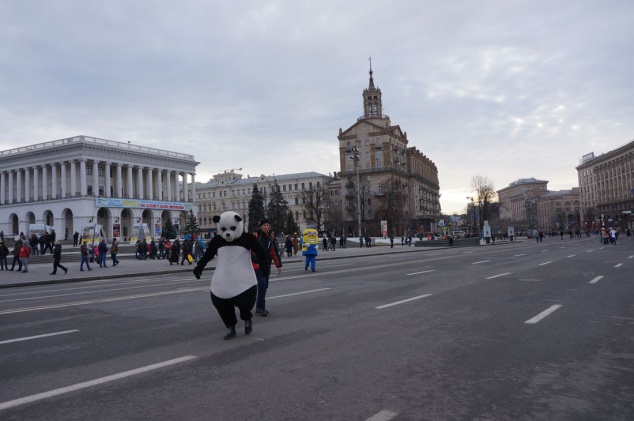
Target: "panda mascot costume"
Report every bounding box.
[193,211,265,340]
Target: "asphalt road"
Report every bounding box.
[1,237,633,420]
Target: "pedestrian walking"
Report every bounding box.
[111,238,120,266]
[50,241,68,275]
[98,239,108,267]
[80,243,92,271]
[0,240,9,271]
[73,231,79,247]
[19,242,31,273]
[10,240,22,271]
[285,236,293,257]
[252,219,282,317]
[169,239,181,265]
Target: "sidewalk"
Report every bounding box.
[0,243,428,289]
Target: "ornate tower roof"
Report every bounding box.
[362,56,382,119]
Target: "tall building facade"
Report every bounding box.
[497,178,549,229]
[194,170,334,234]
[337,66,440,237]
[536,188,581,231]
[576,139,634,231]
[0,135,198,241]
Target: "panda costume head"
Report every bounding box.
[212,211,244,242]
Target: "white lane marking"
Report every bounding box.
[0,281,198,304]
[268,288,331,299]
[472,260,489,265]
[366,409,398,421]
[567,255,576,258]
[486,273,511,279]
[629,255,634,259]
[0,355,197,410]
[615,263,623,268]
[525,305,562,324]
[589,276,604,284]
[0,288,205,315]
[514,254,525,257]
[541,250,549,252]
[587,250,594,253]
[0,330,79,345]
[406,270,436,276]
[538,262,552,266]
[375,294,432,309]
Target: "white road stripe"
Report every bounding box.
[375,294,432,309]
[615,263,623,268]
[629,255,633,259]
[406,270,436,275]
[0,330,79,345]
[366,409,398,421]
[538,262,552,266]
[486,273,510,279]
[472,260,489,265]
[589,276,604,284]
[0,288,204,315]
[525,305,562,324]
[514,254,525,257]
[567,255,576,258]
[0,355,197,410]
[268,288,330,299]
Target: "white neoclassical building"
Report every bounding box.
[0,135,198,241]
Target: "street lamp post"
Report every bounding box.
[348,147,363,237]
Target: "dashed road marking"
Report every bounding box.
[406,270,436,276]
[0,355,197,410]
[589,276,604,284]
[472,260,490,265]
[525,304,562,324]
[375,294,432,309]
[615,263,623,268]
[486,273,511,279]
[366,409,398,421]
[538,262,552,266]
[0,330,79,345]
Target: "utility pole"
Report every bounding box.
[348,146,363,237]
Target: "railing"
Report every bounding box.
[0,135,196,161]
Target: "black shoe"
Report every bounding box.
[64,269,68,274]
[259,310,268,317]
[255,308,263,314]
[223,326,237,340]
[50,272,56,275]
[245,319,252,335]
[305,266,308,271]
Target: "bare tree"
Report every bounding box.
[471,175,497,226]
[299,184,330,232]
[375,174,408,237]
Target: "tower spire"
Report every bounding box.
[368,55,375,89]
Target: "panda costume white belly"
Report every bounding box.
[209,235,259,298]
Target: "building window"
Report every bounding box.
[87,167,92,176]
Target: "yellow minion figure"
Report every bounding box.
[300,228,318,271]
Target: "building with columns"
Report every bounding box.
[0,135,198,242]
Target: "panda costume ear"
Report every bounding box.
[234,215,242,222]
[212,215,221,223]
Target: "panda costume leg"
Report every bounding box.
[210,286,257,339]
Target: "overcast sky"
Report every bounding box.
[1,0,633,214]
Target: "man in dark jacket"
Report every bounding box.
[252,219,282,317]
[50,241,68,275]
